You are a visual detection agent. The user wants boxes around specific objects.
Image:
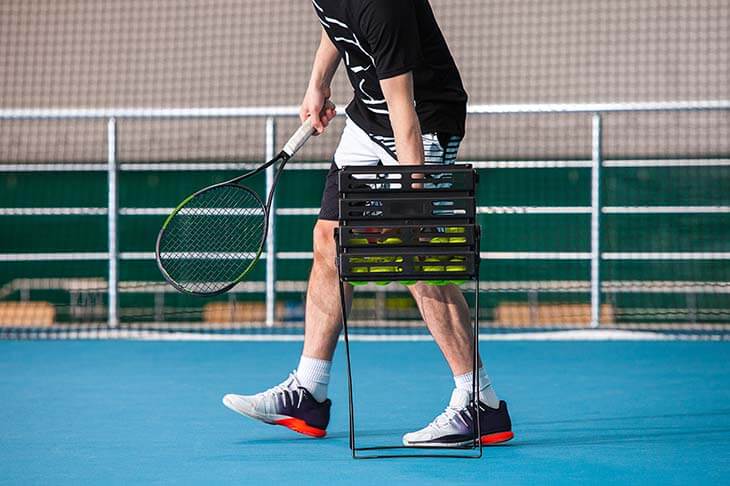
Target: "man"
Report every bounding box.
[224,0,513,447]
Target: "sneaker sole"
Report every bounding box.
[274,418,327,438]
[403,431,514,448]
[481,431,514,445]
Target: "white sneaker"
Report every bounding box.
[402,388,514,447]
[222,373,331,438]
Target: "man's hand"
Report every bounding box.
[300,87,337,135]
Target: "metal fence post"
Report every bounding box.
[265,117,277,327]
[590,113,603,328]
[107,117,119,327]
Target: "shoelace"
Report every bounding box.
[429,405,470,430]
[259,373,305,409]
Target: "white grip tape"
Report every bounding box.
[283,118,315,157]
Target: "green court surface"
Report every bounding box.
[1,339,729,484]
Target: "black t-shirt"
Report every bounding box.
[312,0,468,137]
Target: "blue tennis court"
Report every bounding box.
[2,338,728,484]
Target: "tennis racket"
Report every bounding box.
[156,118,315,296]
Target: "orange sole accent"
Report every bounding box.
[481,431,514,445]
[274,418,327,438]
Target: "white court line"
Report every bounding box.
[605,159,730,168]
[276,208,320,216]
[276,252,314,259]
[481,252,592,260]
[478,206,591,214]
[0,252,109,262]
[604,252,730,260]
[3,159,728,173]
[120,252,155,260]
[0,208,107,215]
[284,162,331,171]
[468,160,592,169]
[603,206,730,214]
[4,206,727,217]
[472,159,730,169]
[120,208,172,215]
[119,252,315,260]
[0,164,108,172]
[8,251,728,262]
[121,163,258,171]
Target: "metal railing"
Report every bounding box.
[1,100,729,328]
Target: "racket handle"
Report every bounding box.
[283,118,315,157]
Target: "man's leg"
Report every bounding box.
[220,220,345,437]
[291,219,352,403]
[408,283,497,405]
[402,283,513,447]
[295,123,379,400]
[408,283,475,375]
[302,219,351,361]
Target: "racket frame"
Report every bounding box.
[155,181,267,296]
[155,119,314,296]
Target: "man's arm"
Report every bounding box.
[301,28,341,134]
[380,72,424,165]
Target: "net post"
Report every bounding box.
[107,117,119,328]
[590,113,603,328]
[265,116,277,327]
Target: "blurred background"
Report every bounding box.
[1,0,729,337]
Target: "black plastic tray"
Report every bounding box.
[338,249,478,281]
[338,224,478,249]
[338,164,476,195]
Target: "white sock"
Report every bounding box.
[294,355,331,402]
[454,367,500,409]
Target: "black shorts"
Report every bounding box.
[318,162,342,221]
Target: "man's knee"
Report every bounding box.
[312,220,338,261]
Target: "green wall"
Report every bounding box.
[1,162,729,324]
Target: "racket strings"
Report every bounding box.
[158,184,267,294]
[184,215,265,290]
[173,222,261,290]
[164,196,264,292]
